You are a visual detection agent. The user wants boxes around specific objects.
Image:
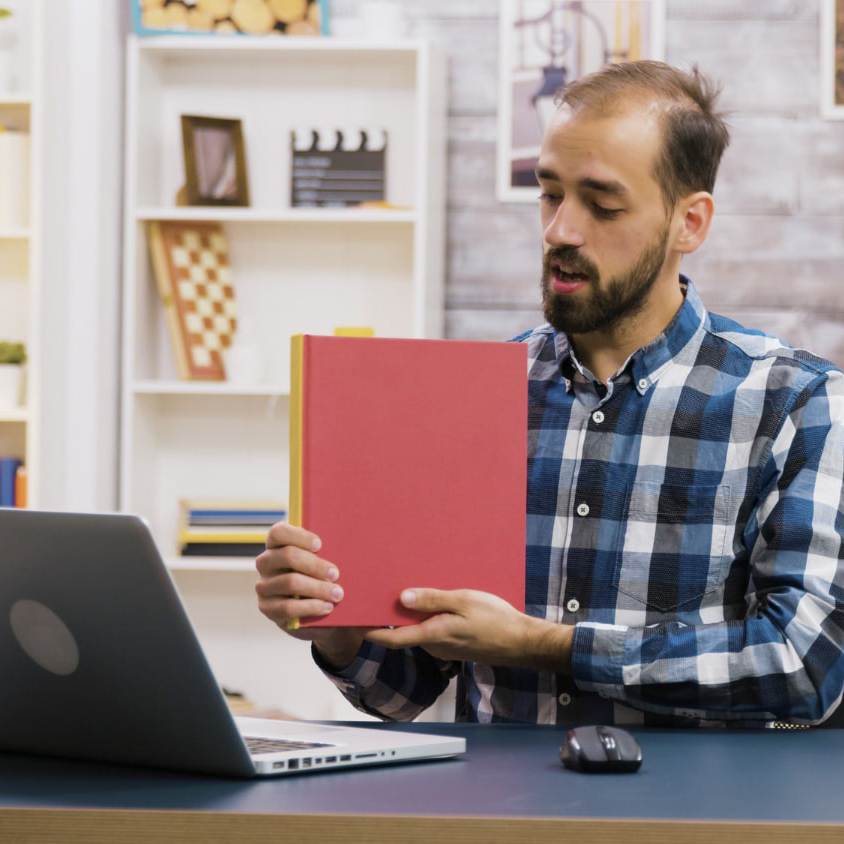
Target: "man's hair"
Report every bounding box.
[558,60,730,208]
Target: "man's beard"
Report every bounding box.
[541,225,670,336]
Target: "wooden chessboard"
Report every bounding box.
[147,220,238,380]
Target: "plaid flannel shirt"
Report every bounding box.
[317,278,844,726]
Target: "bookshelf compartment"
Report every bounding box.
[120,36,445,716]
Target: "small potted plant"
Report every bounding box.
[0,340,26,408]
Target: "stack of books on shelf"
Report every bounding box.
[178,498,286,557]
[0,457,25,508]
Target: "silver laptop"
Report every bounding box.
[0,508,465,777]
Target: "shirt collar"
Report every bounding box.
[554,275,707,395]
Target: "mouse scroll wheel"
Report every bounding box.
[597,726,621,761]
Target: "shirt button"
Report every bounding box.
[558,692,572,706]
[576,502,590,517]
[566,598,580,613]
[592,410,604,424]
[638,378,649,390]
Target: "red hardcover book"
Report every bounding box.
[289,334,527,627]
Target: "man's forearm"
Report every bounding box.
[312,630,366,671]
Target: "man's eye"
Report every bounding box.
[592,204,623,219]
[539,192,562,203]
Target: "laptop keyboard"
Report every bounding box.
[244,736,335,755]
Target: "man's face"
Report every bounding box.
[536,104,676,336]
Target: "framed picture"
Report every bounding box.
[130,0,328,36]
[821,0,844,119]
[181,115,250,207]
[497,0,666,202]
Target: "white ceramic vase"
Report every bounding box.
[0,363,23,408]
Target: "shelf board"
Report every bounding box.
[166,555,259,573]
[0,93,32,106]
[135,206,416,224]
[134,34,426,57]
[0,227,30,240]
[0,407,29,423]
[133,379,290,397]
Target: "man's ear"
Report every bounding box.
[673,191,714,255]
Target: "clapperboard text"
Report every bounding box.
[290,128,387,208]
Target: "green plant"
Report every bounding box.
[0,342,26,364]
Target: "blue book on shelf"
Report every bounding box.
[0,458,23,508]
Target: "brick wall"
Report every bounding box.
[330,0,844,366]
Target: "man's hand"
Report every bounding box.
[365,588,574,673]
[255,523,366,670]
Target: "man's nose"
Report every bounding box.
[543,201,586,249]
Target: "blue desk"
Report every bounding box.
[1,723,842,842]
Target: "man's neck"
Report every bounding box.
[569,278,685,385]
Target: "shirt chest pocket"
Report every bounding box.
[613,482,732,613]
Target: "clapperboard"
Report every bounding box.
[290,128,387,208]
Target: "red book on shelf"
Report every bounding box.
[289,334,528,627]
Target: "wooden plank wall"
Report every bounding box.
[329,0,844,366]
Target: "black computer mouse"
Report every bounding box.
[559,725,643,773]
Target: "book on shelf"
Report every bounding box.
[289,334,528,628]
[178,498,286,557]
[180,542,266,557]
[0,457,23,508]
[146,220,238,381]
[180,498,286,524]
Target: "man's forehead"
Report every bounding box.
[538,104,663,183]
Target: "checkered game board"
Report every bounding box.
[147,221,238,380]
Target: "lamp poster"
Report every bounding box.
[497,0,666,202]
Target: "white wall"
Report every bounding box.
[33,0,844,719]
[38,0,125,512]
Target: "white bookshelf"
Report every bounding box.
[119,35,447,718]
[121,34,446,567]
[0,1,41,506]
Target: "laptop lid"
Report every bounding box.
[0,509,464,777]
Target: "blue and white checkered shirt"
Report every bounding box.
[317,278,844,726]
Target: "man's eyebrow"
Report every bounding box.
[579,177,629,198]
[535,165,557,182]
[534,168,629,199]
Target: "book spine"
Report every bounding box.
[179,531,269,543]
[289,333,305,527]
[0,458,23,507]
[287,333,306,631]
[14,464,26,508]
[180,543,264,557]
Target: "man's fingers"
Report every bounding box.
[265,521,322,553]
[255,569,344,604]
[256,543,339,584]
[399,588,462,614]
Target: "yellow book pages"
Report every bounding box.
[333,326,374,337]
[179,531,269,543]
[287,333,305,631]
[289,334,304,527]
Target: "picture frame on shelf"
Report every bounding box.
[821,0,844,119]
[129,0,328,37]
[180,115,250,207]
[496,0,666,203]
